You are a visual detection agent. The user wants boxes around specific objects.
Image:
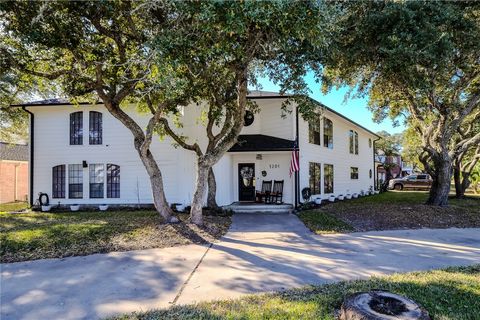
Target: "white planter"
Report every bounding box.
[41,205,51,212]
[352,193,358,198]
[345,194,352,199]
[338,195,345,200]
[314,198,322,205]
[374,190,380,194]
[70,205,80,212]
[328,196,335,202]
[99,205,109,211]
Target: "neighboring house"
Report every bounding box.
[14,91,378,208]
[375,154,419,188]
[0,142,29,204]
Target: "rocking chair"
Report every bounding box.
[268,180,284,204]
[256,180,272,203]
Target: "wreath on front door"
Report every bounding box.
[240,166,254,187]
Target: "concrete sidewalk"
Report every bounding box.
[2,213,480,320]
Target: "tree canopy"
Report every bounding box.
[321,1,480,205]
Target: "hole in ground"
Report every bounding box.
[369,295,408,316]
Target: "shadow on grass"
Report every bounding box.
[110,265,480,320]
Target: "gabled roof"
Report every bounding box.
[12,90,380,137]
[0,142,29,161]
[229,134,294,152]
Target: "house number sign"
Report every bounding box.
[269,164,280,169]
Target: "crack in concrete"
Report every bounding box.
[170,243,213,305]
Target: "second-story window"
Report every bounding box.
[89,111,102,145]
[323,118,333,149]
[349,130,359,154]
[308,116,320,145]
[70,112,83,145]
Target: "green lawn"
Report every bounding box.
[0,210,231,263]
[298,191,480,233]
[110,264,480,320]
[0,201,29,213]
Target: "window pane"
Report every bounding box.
[349,130,354,154]
[309,116,320,145]
[309,162,321,194]
[323,118,333,149]
[68,164,83,198]
[324,164,334,194]
[89,164,104,198]
[350,167,359,179]
[52,165,65,198]
[89,111,103,145]
[354,132,359,155]
[70,112,83,145]
[107,164,120,198]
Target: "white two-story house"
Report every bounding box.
[15,91,379,209]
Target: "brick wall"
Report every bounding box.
[0,161,29,203]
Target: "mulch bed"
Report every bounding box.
[317,197,480,232]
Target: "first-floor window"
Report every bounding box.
[309,162,321,194]
[89,164,104,198]
[324,164,334,193]
[68,164,83,198]
[350,167,359,179]
[107,164,120,198]
[52,165,66,198]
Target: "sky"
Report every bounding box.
[254,72,405,135]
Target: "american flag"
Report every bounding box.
[289,142,299,177]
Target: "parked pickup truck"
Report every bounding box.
[388,174,433,191]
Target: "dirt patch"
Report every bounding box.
[316,194,480,232]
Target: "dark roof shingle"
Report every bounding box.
[0,142,29,161]
[229,134,294,152]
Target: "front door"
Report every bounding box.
[238,163,255,201]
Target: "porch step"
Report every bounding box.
[224,203,294,214]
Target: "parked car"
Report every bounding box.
[388,174,433,191]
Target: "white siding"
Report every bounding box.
[29,98,376,207]
[298,109,376,200]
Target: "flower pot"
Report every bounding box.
[328,196,335,202]
[352,193,358,198]
[70,204,80,212]
[345,194,352,200]
[338,195,344,200]
[99,204,109,211]
[374,190,380,194]
[314,198,322,205]
[41,205,51,212]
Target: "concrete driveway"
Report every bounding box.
[2,213,480,320]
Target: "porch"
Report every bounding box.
[224,202,294,214]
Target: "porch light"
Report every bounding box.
[256,154,262,160]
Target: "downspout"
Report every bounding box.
[373,137,380,191]
[22,107,34,206]
[294,105,299,209]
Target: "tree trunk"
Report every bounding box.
[190,160,209,225]
[137,148,177,223]
[426,158,451,206]
[207,167,219,209]
[453,166,464,198]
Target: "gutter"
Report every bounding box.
[22,107,34,206]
